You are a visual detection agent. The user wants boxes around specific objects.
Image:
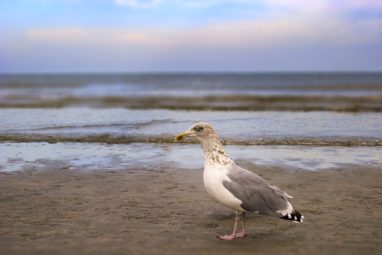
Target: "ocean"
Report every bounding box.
[1,72,382,172]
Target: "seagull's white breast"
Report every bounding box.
[203,163,243,211]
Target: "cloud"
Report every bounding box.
[24,11,382,51]
[27,28,88,43]
[115,0,161,8]
[112,0,326,10]
[21,0,382,49]
[112,0,382,15]
[349,0,382,9]
[26,27,173,46]
[4,0,382,72]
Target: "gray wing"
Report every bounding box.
[223,163,292,216]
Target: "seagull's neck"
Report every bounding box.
[200,137,232,167]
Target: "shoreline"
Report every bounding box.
[2,142,382,172]
[1,163,381,254]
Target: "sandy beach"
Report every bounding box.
[1,162,381,255]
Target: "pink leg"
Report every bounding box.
[235,212,247,238]
[217,212,246,240]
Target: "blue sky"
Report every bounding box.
[1,0,382,73]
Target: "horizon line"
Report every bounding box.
[2,70,382,76]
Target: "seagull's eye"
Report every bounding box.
[193,126,204,132]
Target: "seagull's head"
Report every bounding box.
[175,122,218,143]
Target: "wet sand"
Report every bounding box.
[0,163,381,255]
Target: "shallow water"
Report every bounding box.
[3,83,382,98]
[1,73,382,172]
[2,73,382,98]
[1,108,382,145]
[1,73,382,111]
[1,142,382,172]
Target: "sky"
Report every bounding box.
[1,0,382,73]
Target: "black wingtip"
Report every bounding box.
[280,210,304,223]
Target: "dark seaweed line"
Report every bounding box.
[1,95,382,112]
[0,134,381,146]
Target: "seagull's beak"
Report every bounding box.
[175,131,189,142]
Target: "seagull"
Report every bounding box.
[175,122,304,240]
